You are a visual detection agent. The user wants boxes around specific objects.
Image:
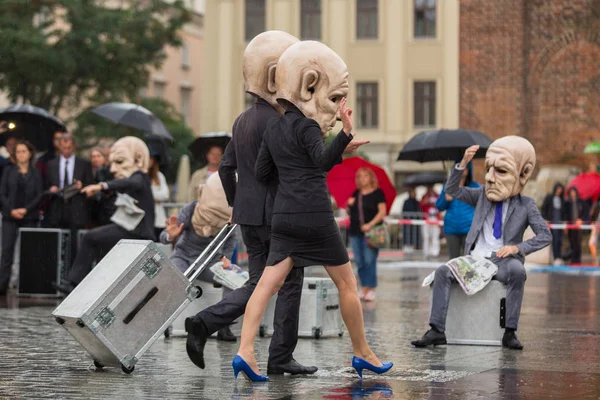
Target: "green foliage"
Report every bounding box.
[0,0,189,114]
[73,97,196,183]
[324,133,370,160]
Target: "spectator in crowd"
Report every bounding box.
[5,136,17,164]
[45,134,94,230]
[188,145,224,202]
[0,141,44,295]
[563,187,588,265]
[541,182,566,264]
[402,188,422,253]
[589,203,599,265]
[160,173,238,341]
[36,130,64,185]
[149,152,170,239]
[436,161,480,259]
[90,147,115,227]
[347,167,387,302]
[420,186,440,258]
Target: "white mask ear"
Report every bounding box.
[300,69,319,101]
[267,64,277,94]
[519,162,534,186]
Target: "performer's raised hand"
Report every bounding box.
[459,145,480,168]
[343,138,370,154]
[339,97,353,135]
[165,215,184,240]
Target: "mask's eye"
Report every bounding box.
[497,168,507,174]
[330,96,338,103]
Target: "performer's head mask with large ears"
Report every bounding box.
[275,41,349,135]
[484,136,536,202]
[243,30,300,114]
[109,136,150,179]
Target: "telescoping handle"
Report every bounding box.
[184,222,238,282]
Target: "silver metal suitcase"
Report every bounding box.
[52,224,237,374]
[259,277,344,339]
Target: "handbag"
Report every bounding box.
[110,193,145,232]
[358,193,389,249]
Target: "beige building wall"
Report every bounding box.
[201,0,460,181]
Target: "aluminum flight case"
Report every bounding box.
[52,224,237,374]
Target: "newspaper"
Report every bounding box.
[422,255,498,296]
[110,193,145,231]
[210,262,249,291]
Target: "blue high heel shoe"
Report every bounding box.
[232,355,269,382]
[351,356,393,379]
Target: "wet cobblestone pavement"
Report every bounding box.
[1,266,600,399]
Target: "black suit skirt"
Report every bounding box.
[267,212,349,268]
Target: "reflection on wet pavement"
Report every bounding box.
[0,268,599,399]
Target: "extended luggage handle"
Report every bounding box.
[184,222,238,282]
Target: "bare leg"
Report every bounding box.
[325,262,382,367]
[237,257,294,374]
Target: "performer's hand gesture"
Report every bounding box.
[81,184,102,197]
[339,97,353,136]
[496,245,520,258]
[165,215,184,240]
[343,138,370,154]
[459,145,480,168]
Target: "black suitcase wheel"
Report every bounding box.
[195,286,203,299]
[121,364,135,374]
[55,317,65,325]
[314,328,322,339]
[164,328,171,339]
[259,325,266,338]
[93,360,104,369]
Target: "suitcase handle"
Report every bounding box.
[326,305,339,311]
[185,223,238,282]
[123,286,159,324]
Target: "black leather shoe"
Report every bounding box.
[185,318,209,369]
[502,330,524,350]
[216,326,237,342]
[53,281,74,295]
[411,329,447,347]
[267,359,318,375]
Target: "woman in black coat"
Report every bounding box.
[0,141,43,295]
[563,187,588,264]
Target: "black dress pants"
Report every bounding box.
[0,219,38,292]
[67,223,139,284]
[193,224,304,365]
[568,229,582,264]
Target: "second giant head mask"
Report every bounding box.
[484,136,536,202]
[109,136,150,179]
[243,30,300,113]
[275,41,349,135]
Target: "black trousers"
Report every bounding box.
[567,229,582,264]
[0,219,38,292]
[193,224,304,365]
[68,223,139,284]
[551,229,564,260]
[445,234,466,259]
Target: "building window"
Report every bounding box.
[414,0,436,38]
[181,42,189,68]
[153,82,165,99]
[181,88,192,125]
[244,92,255,109]
[245,0,266,41]
[414,81,436,127]
[356,83,378,129]
[301,0,321,40]
[357,0,378,39]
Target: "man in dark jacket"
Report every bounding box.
[184,31,318,376]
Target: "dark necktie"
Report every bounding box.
[63,160,70,188]
[493,202,503,239]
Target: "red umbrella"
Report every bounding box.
[326,156,396,212]
[567,172,600,201]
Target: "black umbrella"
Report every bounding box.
[397,129,492,162]
[91,102,173,142]
[0,104,66,151]
[402,172,448,187]
[145,135,170,173]
[188,131,232,164]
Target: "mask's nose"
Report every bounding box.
[486,167,496,184]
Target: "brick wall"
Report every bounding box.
[460,0,600,176]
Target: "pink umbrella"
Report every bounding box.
[567,172,600,201]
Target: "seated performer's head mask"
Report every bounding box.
[109,136,150,179]
[484,136,536,202]
[243,30,300,114]
[276,41,349,135]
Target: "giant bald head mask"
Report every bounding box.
[243,30,299,113]
[484,136,536,202]
[276,41,349,135]
[109,136,150,179]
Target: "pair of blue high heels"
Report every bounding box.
[232,355,393,382]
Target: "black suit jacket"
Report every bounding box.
[105,171,155,240]
[218,97,280,226]
[255,106,350,217]
[46,156,94,228]
[0,164,44,221]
